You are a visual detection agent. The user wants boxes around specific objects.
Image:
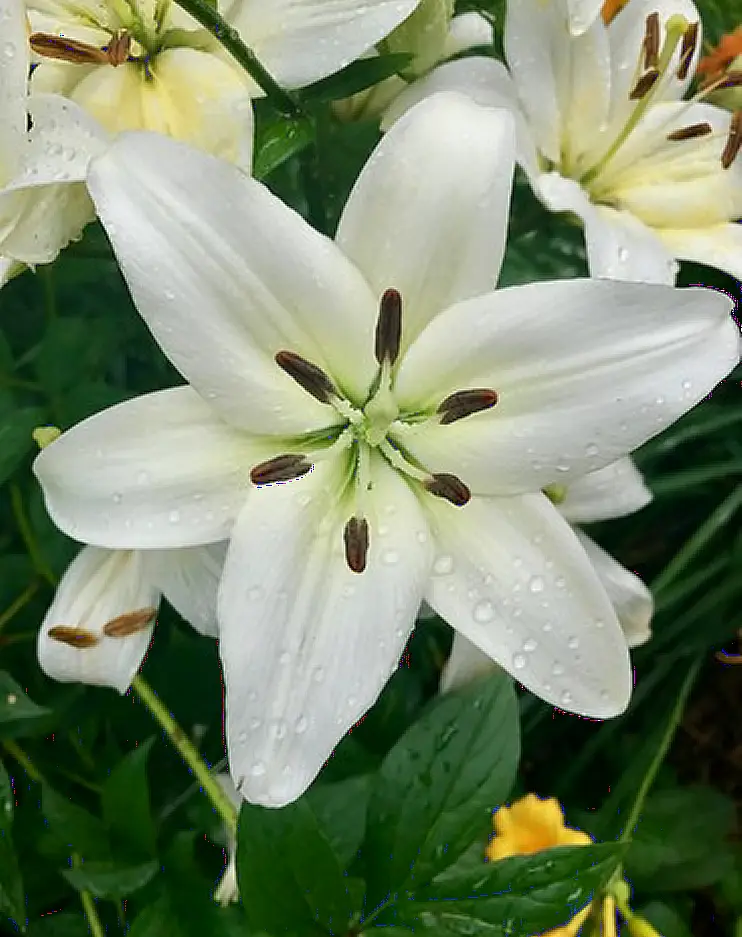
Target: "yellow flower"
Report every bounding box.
[486,795,594,937]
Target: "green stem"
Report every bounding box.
[0,580,40,633]
[172,0,302,117]
[74,854,105,937]
[619,657,701,843]
[131,675,237,833]
[3,740,44,783]
[40,267,57,320]
[10,484,57,587]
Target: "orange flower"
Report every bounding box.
[697,27,742,79]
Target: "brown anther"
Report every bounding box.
[30,31,130,66]
[629,68,660,100]
[275,350,336,404]
[250,453,312,485]
[643,13,660,71]
[437,388,498,425]
[106,31,132,66]
[343,516,369,573]
[677,21,699,80]
[375,289,402,366]
[716,650,742,664]
[721,110,742,169]
[714,70,742,90]
[102,606,157,638]
[666,121,713,141]
[47,626,99,649]
[425,473,471,507]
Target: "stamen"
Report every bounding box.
[375,289,402,366]
[677,21,699,80]
[712,70,742,90]
[343,516,369,573]
[425,473,471,507]
[721,110,742,169]
[106,31,132,66]
[629,68,660,100]
[275,350,336,404]
[47,626,99,648]
[643,13,660,71]
[102,606,157,637]
[437,388,498,425]
[250,453,312,484]
[666,121,713,141]
[30,32,130,66]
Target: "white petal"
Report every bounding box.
[337,94,515,353]
[439,632,499,693]
[219,453,432,807]
[558,458,652,524]
[0,0,28,179]
[576,531,653,649]
[33,386,262,549]
[0,256,23,286]
[393,279,739,494]
[424,492,632,717]
[560,14,612,165]
[88,131,378,428]
[658,222,742,282]
[145,543,227,637]
[536,172,678,283]
[0,183,94,265]
[38,547,158,693]
[442,12,494,58]
[228,0,419,89]
[567,0,604,34]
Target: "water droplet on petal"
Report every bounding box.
[473,600,495,623]
[168,509,180,524]
[552,661,565,676]
[433,555,454,576]
[523,637,538,652]
[382,550,399,566]
[567,635,580,650]
[294,716,308,734]
[250,761,266,777]
[585,442,599,457]
[512,652,527,670]
[560,690,573,706]
[528,575,545,594]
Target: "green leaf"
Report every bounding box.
[306,774,372,867]
[237,798,355,936]
[35,317,116,396]
[41,786,109,861]
[299,53,414,103]
[253,116,315,180]
[364,671,520,902]
[62,859,159,899]
[378,843,626,934]
[101,737,157,859]
[26,913,90,936]
[129,897,249,937]
[0,672,50,726]
[638,901,695,937]
[0,407,47,487]
[0,761,24,925]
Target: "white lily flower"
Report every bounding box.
[567,0,605,34]
[33,94,738,806]
[0,0,108,284]
[39,543,225,693]
[443,457,653,691]
[384,0,742,284]
[26,0,422,169]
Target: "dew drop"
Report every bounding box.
[312,666,325,683]
[238,731,247,744]
[512,652,527,670]
[555,576,566,589]
[381,550,399,566]
[249,717,261,730]
[552,661,565,676]
[560,690,573,706]
[528,575,545,594]
[523,637,538,652]
[250,761,266,777]
[168,509,180,524]
[249,583,265,601]
[272,720,287,740]
[542,621,553,633]
[164,288,176,300]
[618,246,629,262]
[112,492,123,504]
[294,716,308,734]
[433,555,454,576]
[279,651,291,665]
[473,600,495,623]
[567,635,580,650]
[585,442,599,457]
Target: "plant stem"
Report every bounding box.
[619,657,701,843]
[10,484,57,587]
[0,580,40,633]
[73,854,105,937]
[131,675,237,833]
[3,740,44,783]
[172,0,302,117]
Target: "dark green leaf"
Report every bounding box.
[0,672,50,726]
[365,671,520,902]
[238,798,355,935]
[0,760,24,925]
[254,117,315,180]
[307,774,372,867]
[0,407,46,486]
[26,912,91,936]
[35,317,116,396]
[101,737,157,859]
[299,53,414,103]
[62,859,159,899]
[638,901,695,937]
[129,898,249,937]
[378,843,625,934]
[41,786,109,861]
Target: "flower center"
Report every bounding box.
[249,289,499,573]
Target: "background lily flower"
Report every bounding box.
[442,458,653,691]
[38,543,226,692]
[383,0,742,285]
[26,0,422,168]
[33,94,738,806]
[0,0,107,285]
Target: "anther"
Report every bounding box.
[106,31,132,66]
[250,454,312,485]
[712,70,742,90]
[677,21,698,80]
[275,350,336,404]
[30,32,130,66]
[643,13,660,70]
[102,607,157,638]
[666,121,713,141]
[344,516,369,573]
[48,626,99,649]
[375,289,402,366]
[437,388,498,425]
[425,473,471,507]
[629,68,660,100]
[721,110,742,169]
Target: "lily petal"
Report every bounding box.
[443,12,494,58]
[88,131,378,427]
[567,0,604,34]
[38,547,158,693]
[146,543,227,637]
[337,94,515,353]
[393,279,739,495]
[33,387,261,549]
[575,531,653,648]
[440,632,501,693]
[424,492,632,717]
[228,0,419,89]
[558,458,652,524]
[658,222,742,282]
[0,0,28,179]
[219,453,432,807]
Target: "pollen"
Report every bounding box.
[601,0,630,26]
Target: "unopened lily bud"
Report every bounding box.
[32,425,61,449]
[385,0,455,78]
[697,29,742,111]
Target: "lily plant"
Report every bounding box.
[33,94,739,806]
[384,0,742,284]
